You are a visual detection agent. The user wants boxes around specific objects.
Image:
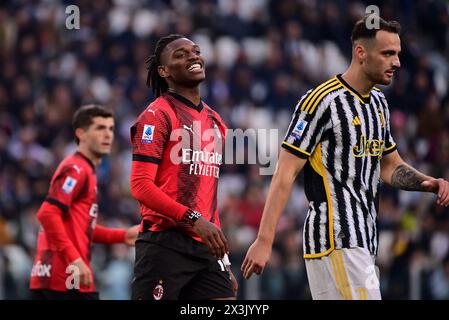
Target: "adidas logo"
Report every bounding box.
[352,116,361,126]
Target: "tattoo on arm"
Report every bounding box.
[391,165,426,191]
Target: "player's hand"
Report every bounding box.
[422,178,449,206]
[226,266,238,297]
[193,216,229,259]
[241,238,272,279]
[124,225,140,246]
[70,258,93,289]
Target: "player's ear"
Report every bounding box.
[75,128,85,143]
[354,43,367,64]
[158,65,169,78]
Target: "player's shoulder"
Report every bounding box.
[136,96,175,123]
[52,153,89,182]
[297,76,343,115]
[60,153,93,174]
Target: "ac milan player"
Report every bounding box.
[30,105,139,300]
[130,34,237,300]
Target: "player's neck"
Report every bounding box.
[168,86,201,105]
[341,65,374,97]
[77,147,101,167]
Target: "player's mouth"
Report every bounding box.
[187,62,203,73]
[385,70,395,77]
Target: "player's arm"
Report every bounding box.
[37,204,93,289]
[36,202,81,263]
[131,161,228,258]
[38,166,94,288]
[241,149,307,279]
[381,150,449,206]
[92,224,139,246]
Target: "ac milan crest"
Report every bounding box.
[153,280,164,300]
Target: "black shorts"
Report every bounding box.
[131,229,234,300]
[30,289,99,300]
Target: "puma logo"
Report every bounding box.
[183,124,194,133]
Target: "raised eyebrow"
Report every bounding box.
[173,45,200,54]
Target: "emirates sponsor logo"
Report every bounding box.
[169,120,280,176]
[31,261,52,277]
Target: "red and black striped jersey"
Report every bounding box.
[30,152,98,292]
[130,92,227,242]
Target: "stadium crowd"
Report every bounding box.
[1,0,449,299]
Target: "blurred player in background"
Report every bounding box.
[242,16,449,300]
[130,34,237,300]
[30,105,139,300]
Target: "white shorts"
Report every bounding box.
[305,247,381,300]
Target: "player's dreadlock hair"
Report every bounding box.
[146,34,185,97]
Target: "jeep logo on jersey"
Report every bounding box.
[141,124,155,144]
[31,261,52,277]
[352,135,385,157]
[61,176,77,194]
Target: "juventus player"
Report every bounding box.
[242,16,449,300]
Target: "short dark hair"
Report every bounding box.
[351,15,401,43]
[145,34,185,98]
[72,104,113,144]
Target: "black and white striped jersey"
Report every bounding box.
[282,74,397,258]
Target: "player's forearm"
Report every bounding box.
[256,171,295,245]
[130,161,189,220]
[93,225,126,244]
[37,202,81,262]
[390,163,433,192]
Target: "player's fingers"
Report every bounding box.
[437,180,444,198]
[440,187,449,206]
[437,182,449,205]
[213,232,227,259]
[254,265,264,275]
[241,257,249,272]
[253,265,261,275]
[243,261,254,279]
[80,272,89,288]
[85,271,93,288]
[217,229,229,255]
[207,235,220,259]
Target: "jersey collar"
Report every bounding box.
[336,74,371,104]
[75,151,95,170]
[168,91,204,113]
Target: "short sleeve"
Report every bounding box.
[130,109,171,164]
[282,92,332,159]
[45,165,86,212]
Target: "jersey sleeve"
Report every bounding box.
[282,91,332,159]
[45,164,87,212]
[381,97,397,155]
[130,108,172,164]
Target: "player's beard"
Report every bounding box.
[366,66,391,86]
